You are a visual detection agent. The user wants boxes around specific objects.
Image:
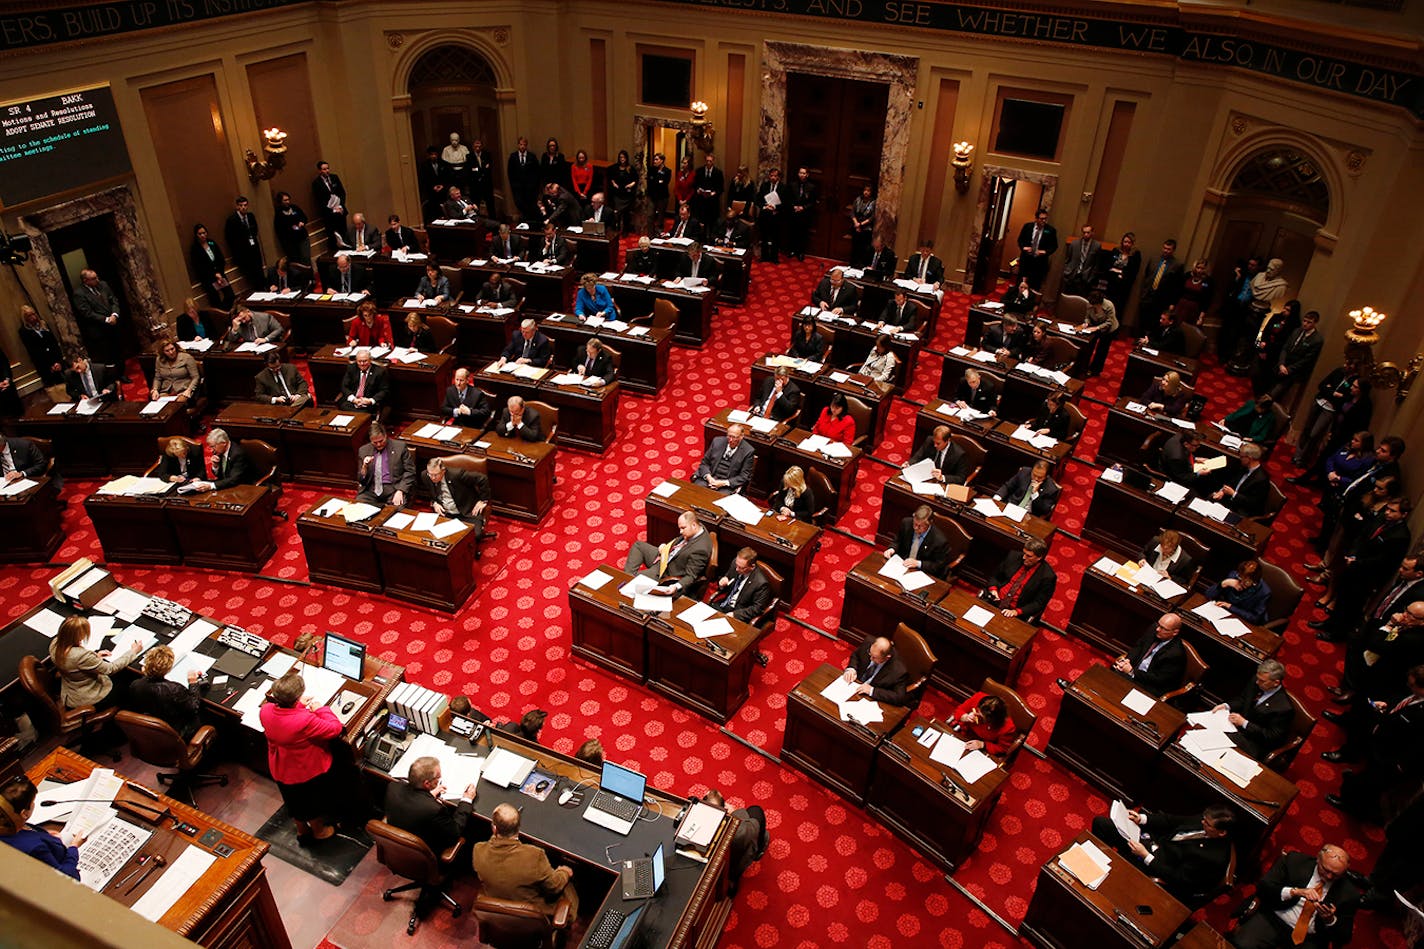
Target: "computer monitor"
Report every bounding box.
[323,632,366,680]
[599,760,648,802]
[651,842,666,893]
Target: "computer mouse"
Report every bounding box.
[558,788,574,806]
[341,700,356,714]
[535,779,551,793]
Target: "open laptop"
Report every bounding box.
[582,761,647,835]
[585,901,647,949]
[620,842,665,900]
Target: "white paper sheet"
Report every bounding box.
[952,750,997,783]
[840,699,884,725]
[693,618,735,639]
[901,458,936,484]
[328,414,356,427]
[62,567,109,598]
[1211,617,1254,639]
[384,512,415,531]
[633,593,675,612]
[1092,556,1121,575]
[972,497,1004,518]
[677,601,718,625]
[168,619,218,658]
[1,476,40,497]
[76,815,150,891]
[714,492,765,525]
[962,605,997,628]
[929,732,966,767]
[259,652,298,678]
[1191,602,1231,621]
[24,607,68,638]
[131,845,217,921]
[650,480,680,498]
[579,570,613,591]
[619,573,658,598]
[819,675,856,704]
[233,687,268,731]
[165,652,215,685]
[429,518,467,539]
[413,422,444,439]
[1121,689,1156,715]
[1186,708,1238,733]
[1110,800,1142,842]
[112,628,157,657]
[1155,482,1190,503]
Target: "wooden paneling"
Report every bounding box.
[590,38,608,159]
[246,54,321,203]
[138,74,238,261]
[919,77,960,246]
[725,53,745,168]
[1089,100,1135,234]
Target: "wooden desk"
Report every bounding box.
[316,252,429,307]
[876,476,1057,588]
[650,239,753,304]
[84,491,181,565]
[937,346,1085,424]
[866,713,1010,870]
[1047,664,1185,802]
[561,225,619,274]
[568,566,648,680]
[376,512,479,613]
[1021,832,1192,949]
[426,220,490,260]
[1068,564,1189,658]
[839,550,951,647]
[643,477,820,604]
[847,274,944,339]
[209,402,304,477]
[539,313,673,395]
[460,259,576,315]
[605,278,715,347]
[452,302,520,364]
[913,400,1073,489]
[469,362,620,454]
[295,494,386,593]
[788,309,926,393]
[1167,506,1270,587]
[142,345,284,407]
[165,485,277,573]
[783,664,910,806]
[1119,347,1200,402]
[13,402,185,477]
[963,305,1094,377]
[1082,472,1178,562]
[925,587,1038,698]
[747,357,893,451]
[0,476,64,563]
[701,407,861,518]
[1096,397,1235,470]
[13,405,102,476]
[1177,593,1282,701]
[396,421,556,523]
[646,586,763,723]
[306,345,454,421]
[29,747,292,948]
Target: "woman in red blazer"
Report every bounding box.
[812,392,857,446]
[259,672,343,840]
[348,300,394,348]
[949,692,1017,757]
[674,155,696,207]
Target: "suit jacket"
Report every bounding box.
[339,363,390,407]
[442,384,492,425]
[20,326,64,385]
[322,261,369,295]
[348,314,393,348]
[709,565,772,623]
[676,253,720,282]
[224,210,263,266]
[693,436,756,493]
[879,299,921,332]
[893,519,952,579]
[1277,327,1323,380]
[1251,851,1359,946]
[846,637,910,706]
[72,280,120,330]
[1141,255,1185,305]
[954,376,1000,413]
[1,437,46,478]
[666,216,705,242]
[1123,630,1187,696]
[755,181,783,217]
[983,321,1030,358]
[1227,684,1294,759]
[637,529,714,593]
[532,235,573,266]
[506,150,541,202]
[574,350,614,381]
[902,254,945,284]
[583,203,618,229]
[865,245,897,278]
[623,249,656,275]
[357,439,416,496]
[421,466,490,520]
[1204,573,1272,625]
[1221,464,1270,517]
[126,676,205,740]
[64,362,121,402]
[208,442,254,490]
[502,331,552,367]
[488,233,524,261]
[384,780,472,856]
[1138,812,1233,900]
[254,363,308,402]
[712,219,752,249]
[750,377,802,422]
[226,310,287,345]
[1159,434,1199,486]
[477,280,518,306]
[495,405,544,442]
[441,196,479,220]
[1016,221,1059,259]
[768,485,815,522]
[338,222,381,251]
[472,836,571,916]
[265,265,310,293]
[989,551,1057,623]
[908,437,968,485]
[1060,237,1102,284]
[311,173,347,218]
[789,179,818,212]
[810,278,859,315]
[1139,538,1196,584]
[994,467,1061,518]
[384,226,420,253]
[789,331,828,361]
[156,451,204,483]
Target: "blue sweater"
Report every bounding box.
[1,827,81,879]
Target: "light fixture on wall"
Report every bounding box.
[951,141,975,194]
[243,127,289,183]
[1345,306,1422,404]
[688,101,715,152]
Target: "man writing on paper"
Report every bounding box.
[356,423,414,509]
[892,505,951,579]
[254,351,309,406]
[0,433,46,483]
[1090,804,1235,904]
[842,635,909,706]
[1211,660,1294,760]
[1111,613,1186,697]
[64,355,121,403]
[982,539,1056,622]
[623,510,713,598]
[190,428,253,493]
[709,548,772,623]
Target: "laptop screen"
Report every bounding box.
[610,903,646,946]
[652,842,666,893]
[600,761,647,802]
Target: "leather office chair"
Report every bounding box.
[1179,323,1207,359]
[503,278,528,314]
[814,326,836,363]
[744,561,784,668]
[950,435,987,486]
[1062,402,1087,445]
[1142,530,1205,590]
[683,532,719,603]
[650,297,679,331]
[524,400,558,443]
[979,677,1036,765]
[18,656,119,759]
[1042,336,1081,373]
[1253,480,1287,527]
[843,395,872,448]
[1256,559,1303,632]
[806,468,838,526]
[890,623,937,709]
[144,435,202,476]
[933,516,972,580]
[113,711,226,804]
[1159,640,1208,708]
[439,265,464,302]
[266,311,293,347]
[200,306,233,341]
[1262,691,1315,774]
[472,890,573,949]
[1055,294,1089,325]
[1261,401,1290,457]
[240,437,285,520]
[366,818,466,936]
[600,344,622,380]
[426,315,458,355]
[19,436,55,478]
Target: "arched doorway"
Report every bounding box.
[407,44,502,215]
[1208,146,1331,308]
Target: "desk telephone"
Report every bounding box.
[360,709,413,772]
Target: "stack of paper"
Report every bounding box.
[927,731,998,782]
[877,553,935,592]
[166,651,216,685]
[328,414,357,427]
[818,675,881,724]
[1110,800,1142,842]
[901,458,936,484]
[1058,839,1112,889]
[131,845,217,922]
[413,422,465,441]
[47,402,75,416]
[999,502,1028,523]
[677,601,734,638]
[1187,708,1238,733]
[1093,556,1122,575]
[168,619,218,658]
[140,396,176,415]
[714,492,764,526]
[579,569,613,591]
[1125,401,1149,413]
[1187,497,1232,522]
[971,350,1000,364]
[94,588,153,623]
[483,747,537,788]
[972,497,1005,518]
[1212,616,1254,639]
[1155,482,1191,503]
[76,815,151,892]
[96,476,173,496]
[340,502,381,523]
[299,663,346,707]
[650,480,680,499]
[1191,602,1231,622]
[23,607,68,638]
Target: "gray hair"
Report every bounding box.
[1258,659,1286,683]
[206,428,230,448]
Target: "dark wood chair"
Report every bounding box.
[524,400,558,443]
[20,436,55,478]
[1055,294,1089,324]
[113,710,226,804]
[891,623,937,709]
[427,315,458,355]
[1256,558,1303,632]
[746,561,784,667]
[503,277,528,313]
[1253,480,1287,526]
[599,344,621,380]
[439,264,464,303]
[1042,336,1082,373]
[1063,402,1087,445]
[17,655,118,758]
[238,438,280,488]
[950,435,986,485]
[813,325,836,363]
[979,677,1036,765]
[472,889,573,949]
[1179,323,1207,359]
[806,468,838,527]
[1160,639,1209,708]
[366,818,466,935]
[1262,690,1315,774]
[1155,841,1235,909]
[933,514,972,579]
[843,395,872,447]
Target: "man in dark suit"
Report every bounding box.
[584,192,617,231]
[1328,663,1424,821]
[417,145,450,223]
[497,319,552,369]
[841,635,910,706]
[384,214,420,254]
[810,268,859,316]
[225,306,287,346]
[339,348,389,411]
[1267,309,1324,403]
[1212,660,1294,760]
[1315,497,1412,642]
[223,195,265,288]
[64,355,121,403]
[625,510,714,597]
[1112,613,1187,696]
[982,313,1031,358]
[709,548,772,623]
[265,258,311,294]
[994,461,1061,518]
[71,268,123,363]
[441,185,479,221]
[254,351,308,406]
[953,367,999,415]
[385,755,477,859]
[507,137,542,222]
[1140,239,1185,323]
[0,434,46,481]
[1159,431,1205,489]
[785,167,817,261]
[1328,561,1424,706]
[1212,444,1270,516]
[536,183,580,229]
[467,138,495,211]
[1230,846,1358,949]
[866,236,897,279]
[755,169,785,262]
[1059,224,1101,297]
[442,368,492,426]
[311,160,348,238]
[493,396,544,442]
[693,424,755,493]
[322,255,369,295]
[903,240,945,286]
[423,457,491,537]
[691,154,725,226]
[484,225,522,264]
[356,423,414,507]
[906,426,967,485]
[982,539,1056,622]
[749,367,802,422]
[19,306,65,387]
[878,290,920,332]
[573,339,614,381]
[337,211,381,252]
[1326,602,1424,758]
[196,428,253,492]
[677,244,720,283]
[531,223,572,266]
[1016,209,1058,290]
[712,208,752,250]
[1091,805,1235,904]
[665,202,705,242]
[893,506,951,578]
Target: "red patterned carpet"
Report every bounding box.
[2,257,1405,949]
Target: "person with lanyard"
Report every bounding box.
[0,775,83,879]
[840,636,909,706]
[1111,613,1186,696]
[1230,845,1357,949]
[708,547,772,623]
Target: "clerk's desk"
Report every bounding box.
[306,345,455,421]
[1020,832,1193,949]
[841,553,1037,698]
[395,420,556,523]
[13,400,187,478]
[642,477,820,604]
[746,354,893,451]
[875,476,1057,589]
[937,345,1086,424]
[84,483,276,572]
[212,401,372,488]
[913,399,1074,490]
[787,307,927,393]
[28,748,293,949]
[469,359,621,454]
[701,406,863,521]
[567,565,765,722]
[0,475,64,563]
[1047,665,1297,869]
[538,311,674,396]
[361,725,736,949]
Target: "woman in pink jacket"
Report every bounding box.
[260,671,343,841]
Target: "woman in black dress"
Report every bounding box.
[189,224,234,309]
[607,150,638,234]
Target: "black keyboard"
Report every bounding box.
[633,859,652,893]
[586,908,627,949]
[591,790,639,823]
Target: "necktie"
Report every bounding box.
[919,257,928,281]
[724,574,746,607]
[374,450,385,494]
[1292,897,1315,945]
[356,370,367,399]
[1153,260,1167,290]
[910,531,927,561]
[1,449,12,475]
[1235,468,1253,495]
[1138,639,1164,671]
[83,370,96,397]
[872,251,881,269]
[862,660,882,684]
[523,338,532,357]
[1256,690,1270,706]
[1032,226,1041,252]
[935,448,945,469]
[1019,481,1036,507]
[1003,567,1030,607]
[659,537,687,576]
[218,452,226,479]
[342,272,350,292]
[761,386,778,416]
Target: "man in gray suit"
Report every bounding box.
[624,510,714,596]
[692,423,755,494]
[355,422,415,508]
[71,268,123,363]
[1060,224,1102,297]
[225,307,287,345]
